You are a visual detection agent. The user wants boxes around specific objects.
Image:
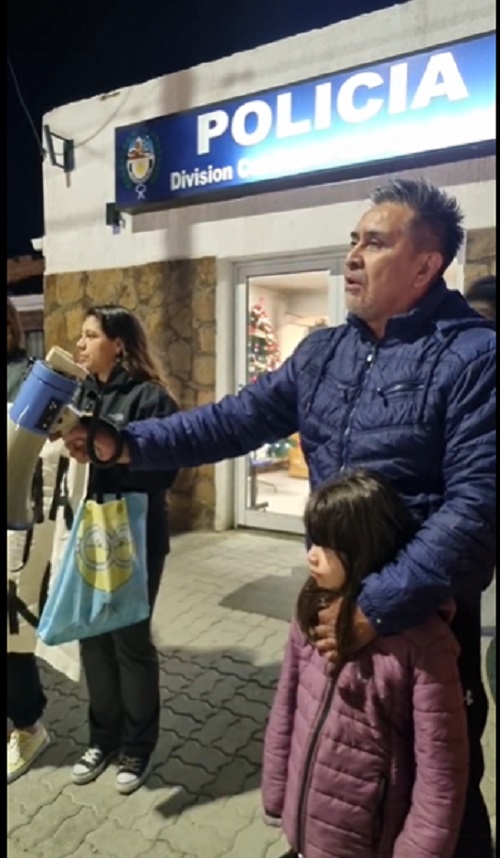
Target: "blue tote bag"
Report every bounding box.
[38,492,150,645]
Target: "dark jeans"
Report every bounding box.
[451,598,493,858]
[80,554,165,758]
[7,653,47,729]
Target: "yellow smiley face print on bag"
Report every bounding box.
[76,497,135,592]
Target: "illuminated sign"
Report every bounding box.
[115,32,495,210]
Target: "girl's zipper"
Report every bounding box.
[296,664,342,854]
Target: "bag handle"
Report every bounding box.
[86,488,123,505]
[7,580,40,634]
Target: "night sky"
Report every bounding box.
[7,0,405,257]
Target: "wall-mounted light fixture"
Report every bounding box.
[43,124,74,173]
[105,202,125,232]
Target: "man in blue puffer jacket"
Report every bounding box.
[65,178,495,857]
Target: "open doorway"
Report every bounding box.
[234,255,345,535]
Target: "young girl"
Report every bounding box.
[262,470,469,858]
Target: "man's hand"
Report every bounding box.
[313,600,376,663]
[63,424,131,465]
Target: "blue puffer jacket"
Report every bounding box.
[123,280,496,634]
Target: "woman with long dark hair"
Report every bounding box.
[262,470,469,858]
[65,305,179,794]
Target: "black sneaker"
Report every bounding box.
[115,753,152,795]
[72,746,116,785]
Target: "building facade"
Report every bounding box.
[41,0,495,535]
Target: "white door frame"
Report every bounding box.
[232,251,347,535]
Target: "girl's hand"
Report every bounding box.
[314,601,376,663]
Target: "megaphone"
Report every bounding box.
[7,347,87,531]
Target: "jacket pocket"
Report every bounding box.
[377,381,425,403]
[372,379,428,429]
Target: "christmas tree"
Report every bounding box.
[247,300,281,382]
[247,301,294,460]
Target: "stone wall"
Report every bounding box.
[44,258,217,532]
[464,228,496,290]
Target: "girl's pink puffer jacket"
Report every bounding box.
[262,612,469,858]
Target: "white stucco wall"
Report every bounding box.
[42,0,495,275]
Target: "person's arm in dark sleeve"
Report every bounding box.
[121,354,300,472]
[358,347,496,634]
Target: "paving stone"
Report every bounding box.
[65,845,102,858]
[264,837,292,857]
[9,775,62,817]
[181,796,250,840]
[212,719,261,758]
[6,801,31,833]
[190,711,239,746]
[142,845,189,858]
[181,669,227,699]
[62,777,124,817]
[155,756,216,794]
[7,839,43,858]
[86,820,150,858]
[134,796,183,840]
[37,807,101,858]
[224,694,272,725]
[152,813,234,855]
[209,756,261,797]
[9,795,81,852]
[222,817,284,858]
[173,739,229,774]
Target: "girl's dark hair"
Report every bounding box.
[297,470,417,662]
[7,297,25,356]
[85,304,174,396]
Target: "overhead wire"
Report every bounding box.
[7,54,46,159]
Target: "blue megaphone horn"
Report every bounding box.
[7,347,87,531]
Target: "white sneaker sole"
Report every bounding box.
[115,759,152,796]
[72,751,117,786]
[7,733,51,784]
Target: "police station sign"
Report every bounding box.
[115,32,495,210]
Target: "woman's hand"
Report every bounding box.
[313,600,376,663]
[64,433,90,464]
[63,424,130,465]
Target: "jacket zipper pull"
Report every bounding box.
[377,387,388,407]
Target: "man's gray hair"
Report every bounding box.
[371,178,465,272]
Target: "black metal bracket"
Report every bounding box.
[105,202,122,228]
[43,124,75,173]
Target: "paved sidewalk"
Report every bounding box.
[7,531,496,858]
